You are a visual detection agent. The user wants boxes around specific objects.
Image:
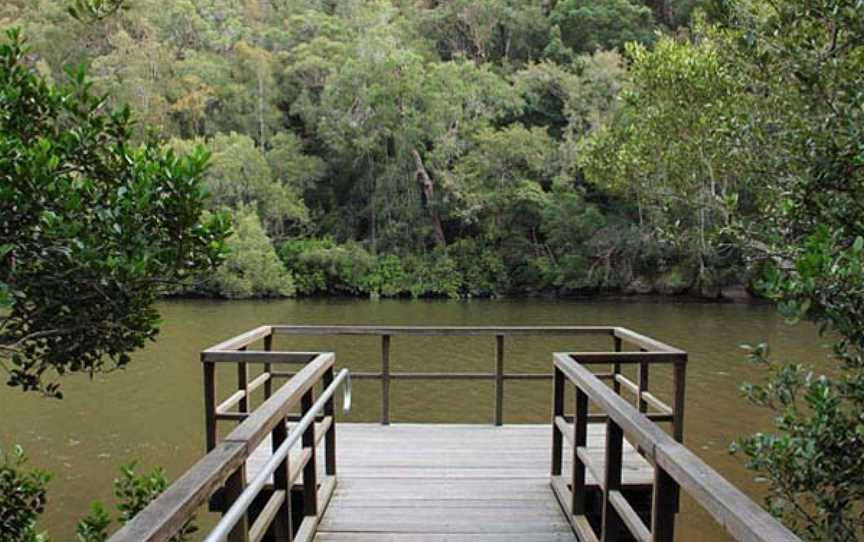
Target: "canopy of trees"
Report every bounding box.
[1,0,710,299]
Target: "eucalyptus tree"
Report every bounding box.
[307,21,519,252]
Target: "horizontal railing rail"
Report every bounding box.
[551,352,800,542]
[201,325,684,428]
[108,352,345,542]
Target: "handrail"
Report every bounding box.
[201,325,683,428]
[108,352,341,542]
[551,352,800,542]
[204,368,351,542]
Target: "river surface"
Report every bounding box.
[1,298,831,540]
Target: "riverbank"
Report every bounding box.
[170,285,764,303]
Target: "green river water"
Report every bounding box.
[1,298,830,540]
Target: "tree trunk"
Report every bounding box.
[368,154,377,255]
[646,0,671,26]
[257,71,265,146]
[411,148,447,248]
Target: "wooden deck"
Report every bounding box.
[247,423,653,541]
[109,326,803,542]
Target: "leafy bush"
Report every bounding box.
[365,255,410,298]
[281,237,512,298]
[212,207,295,298]
[401,252,460,299]
[1,449,191,542]
[279,237,376,296]
[446,239,510,297]
[0,446,50,542]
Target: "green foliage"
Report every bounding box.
[580,31,742,289]
[0,28,230,396]
[698,0,864,538]
[279,237,376,296]
[74,503,110,542]
[410,0,551,65]
[550,0,658,54]
[1,0,711,306]
[266,132,327,194]
[279,238,509,299]
[67,0,128,21]
[0,446,51,542]
[112,462,197,540]
[68,462,197,542]
[187,132,308,235]
[735,343,864,541]
[213,207,296,299]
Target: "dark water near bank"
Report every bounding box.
[1,298,831,540]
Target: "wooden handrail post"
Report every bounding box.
[271,417,292,541]
[637,360,649,414]
[264,334,273,399]
[612,336,622,394]
[494,335,504,426]
[652,466,677,542]
[672,358,686,443]
[204,361,217,452]
[381,335,391,425]
[301,389,318,517]
[572,387,588,515]
[323,366,337,476]
[551,367,564,476]
[601,420,624,542]
[224,466,249,542]
[671,357,687,513]
[238,346,249,413]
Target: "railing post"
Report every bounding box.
[601,420,623,542]
[204,361,217,452]
[672,357,686,443]
[301,389,319,517]
[637,357,649,414]
[323,366,336,476]
[271,417,292,541]
[652,466,677,542]
[264,333,273,399]
[381,335,391,425]
[551,367,564,476]
[224,466,249,542]
[494,334,504,426]
[612,335,622,394]
[238,346,249,413]
[671,356,687,513]
[572,387,588,515]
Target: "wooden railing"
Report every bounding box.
[550,352,801,542]
[202,325,685,431]
[108,351,347,542]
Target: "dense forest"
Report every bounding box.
[1,0,721,299]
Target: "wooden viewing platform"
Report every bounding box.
[109,325,801,542]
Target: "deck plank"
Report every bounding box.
[244,424,653,541]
